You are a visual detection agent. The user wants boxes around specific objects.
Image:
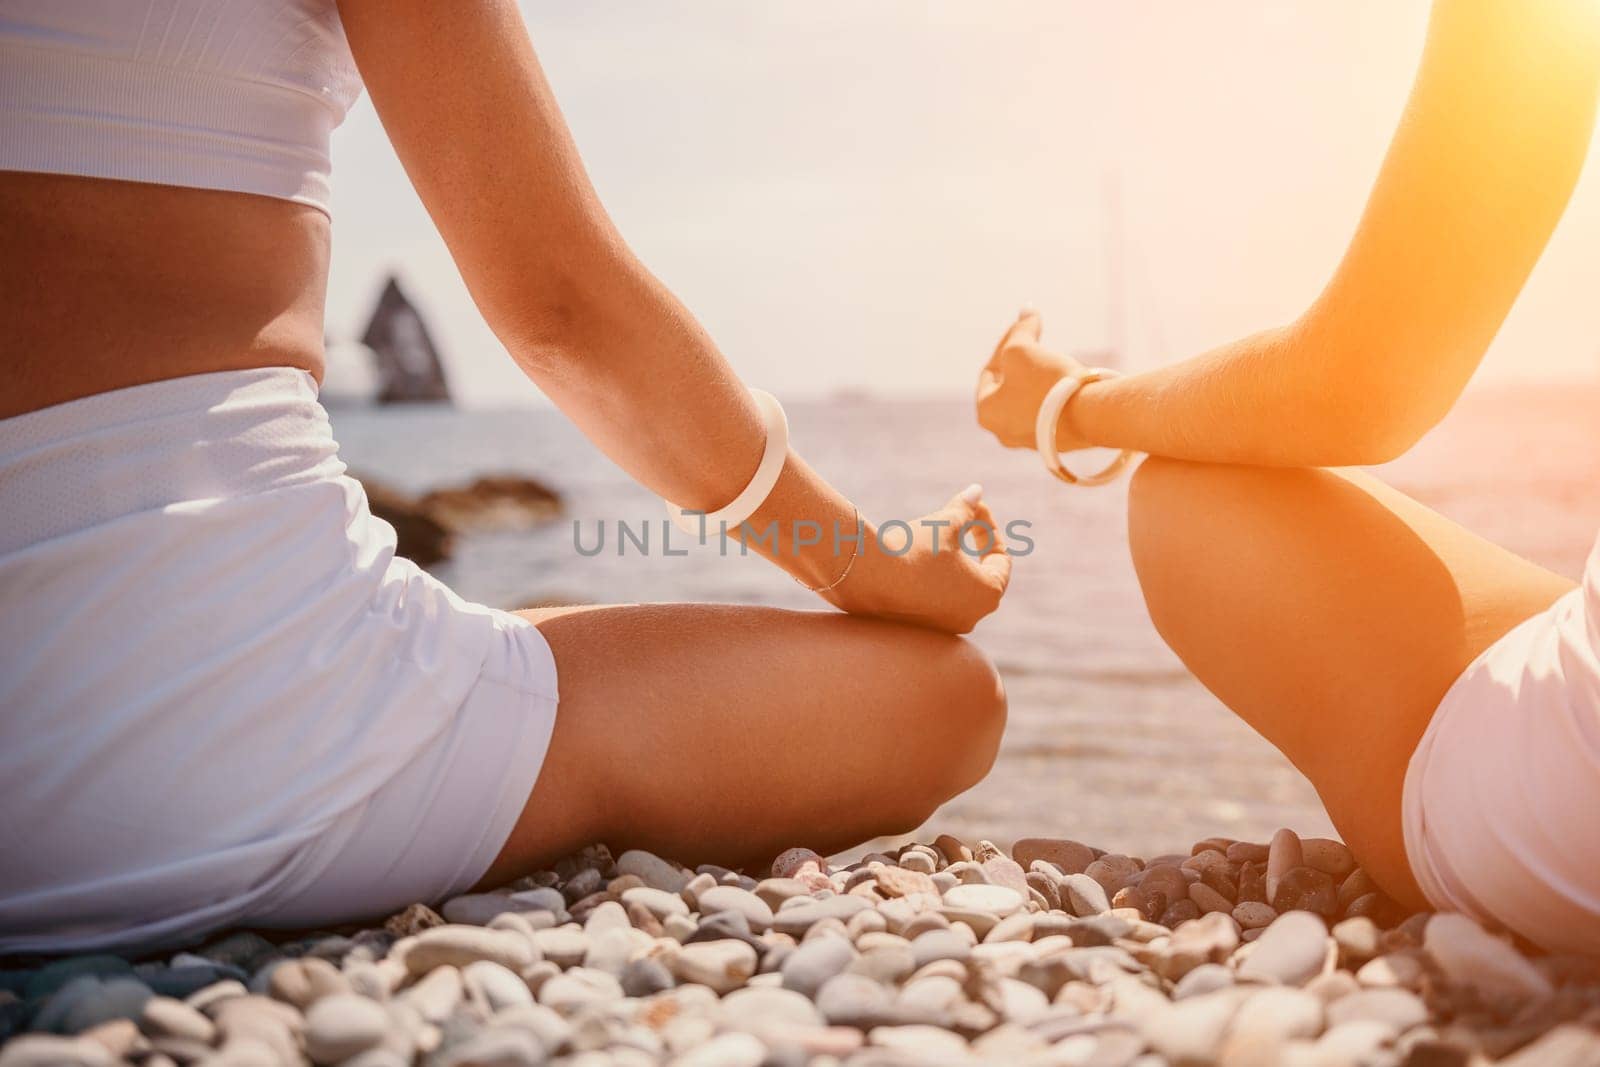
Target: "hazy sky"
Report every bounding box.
[325,1,1600,406]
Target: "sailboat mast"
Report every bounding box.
[1103,172,1125,371]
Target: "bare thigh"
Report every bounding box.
[1127,458,1573,909]
[476,603,1006,886]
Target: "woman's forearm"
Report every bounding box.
[510,245,860,586]
[1064,320,1403,468]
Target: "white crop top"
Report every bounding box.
[0,1,363,214]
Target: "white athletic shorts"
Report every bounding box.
[0,368,560,955]
[1403,539,1600,953]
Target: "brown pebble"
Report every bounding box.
[1301,838,1357,880]
[1345,891,1407,927]
[771,848,825,880]
[626,901,664,937]
[1232,901,1277,930]
[1271,865,1339,919]
[1024,871,1060,911]
[1085,855,1141,896]
[384,903,444,938]
[1226,842,1270,864]
[1191,836,1235,856]
[1237,862,1267,904]
[605,874,645,898]
[1161,899,1201,928]
[875,866,939,902]
[980,857,1030,897]
[1110,886,1142,912]
[1181,849,1231,878]
[567,890,611,922]
[1337,868,1376,912]
[1188,882,1233,916]
[1265,828,1303,903]
[1137,890,1171,923]
[1011,838,1096,876]
[933,835,973,866]
[1138,867,1189,920]
[1199,864,1239,902]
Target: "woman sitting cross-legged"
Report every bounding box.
[977,0,1600,951]
[0,0,1010,954]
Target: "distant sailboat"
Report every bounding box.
[362,275,453,405]
[1071,174,1166,374]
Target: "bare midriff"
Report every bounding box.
[0,171,329,420]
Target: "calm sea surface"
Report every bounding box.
[330,384,1600,858]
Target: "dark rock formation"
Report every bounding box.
[417,475,561,533]
[351,472,562,569]
[361,275,452,405]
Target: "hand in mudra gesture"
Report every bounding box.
[976,309,1091,453]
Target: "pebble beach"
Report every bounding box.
[4,829,1598,1067]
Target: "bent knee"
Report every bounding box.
[909,636,1006,808]
[1128,457,1218,628]
[1128,457,1326,620]
[949,637,1007,784]
[1128,456,1241,566]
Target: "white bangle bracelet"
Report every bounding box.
[664,388,790,537]
[1034,369,1137,487]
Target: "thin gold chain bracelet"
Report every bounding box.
[794,507,861,593]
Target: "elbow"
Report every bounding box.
[1287,316,1455,467]
[1339,423,1420,468]
[1315,371,1447,468]
[486,266,604,378]
[476,230,640,380]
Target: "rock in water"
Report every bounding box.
[417,474,561,533]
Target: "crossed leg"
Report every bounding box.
[1127,458,1574,910]
[477,603,1006,886]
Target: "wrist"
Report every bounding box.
[1055,375,1106,451]
[791,510,866,592]
[821,522,887,611]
